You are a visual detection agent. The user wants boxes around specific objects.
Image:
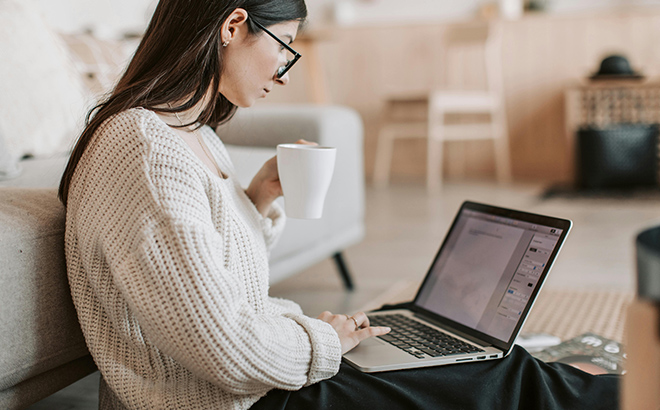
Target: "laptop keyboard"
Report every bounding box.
[368,314,485,359]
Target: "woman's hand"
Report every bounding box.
[245,139,316,217]
[245,155,280,217]
[317,311,391,354]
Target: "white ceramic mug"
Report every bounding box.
[277,144,337,219]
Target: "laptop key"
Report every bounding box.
[419,348,443,357]
[368,314,484,358]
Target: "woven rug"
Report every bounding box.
[360,281,634,343]
[522,289,633,342]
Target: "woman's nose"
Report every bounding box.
[275,72,289,86]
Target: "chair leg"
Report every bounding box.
[492,110,512,183]
[427,126,444,193]
[373,128,394,187]
[333,252,354,291]
[427,98,445,193]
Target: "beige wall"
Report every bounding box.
[265,9,660,183]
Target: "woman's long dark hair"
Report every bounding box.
[58,0,307,206]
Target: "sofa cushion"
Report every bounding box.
[0,131,22,181]
[218,106,366,282]
[227,143,364,283]
[0,156,68,188]
[0,0,89,159]
[0,189,90,392]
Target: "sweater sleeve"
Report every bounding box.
[267,296,304,316]
[260,200,285,252]
[240,191,286,253]
[117,220,341,393]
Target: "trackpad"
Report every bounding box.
[346,337,393,356]
[357,337,386,348]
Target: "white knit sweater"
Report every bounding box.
[65,108,342,409]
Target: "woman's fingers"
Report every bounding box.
[295,139,318,146]
[351,311,370,329]
[350,312,390,340]
[319,311,384,334]
[316,311,391,354]
[317,311,333,321]
[357,325,391,340]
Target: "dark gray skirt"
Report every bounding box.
[251,345,619,410]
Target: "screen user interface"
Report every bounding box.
[415,208,563,342]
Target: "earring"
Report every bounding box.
[222,40,229,47]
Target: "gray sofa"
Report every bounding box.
[0,105,365,409]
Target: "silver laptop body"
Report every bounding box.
[343,201,572,373]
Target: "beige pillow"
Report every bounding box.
[60,33,136,98]
[0,0,89,159]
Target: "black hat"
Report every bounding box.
[590,54,644,80]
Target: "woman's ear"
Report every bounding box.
[221,8,249,46]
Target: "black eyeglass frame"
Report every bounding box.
[251,19,302,79]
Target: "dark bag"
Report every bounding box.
[577,124,659,190]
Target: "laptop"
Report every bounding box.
[343,201,572,373]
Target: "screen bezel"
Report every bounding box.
[411,201,572,352]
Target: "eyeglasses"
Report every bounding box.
[251,19,302,79]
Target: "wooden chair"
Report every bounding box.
[373,22,511,191]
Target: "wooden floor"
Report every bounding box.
[28,181,660,409]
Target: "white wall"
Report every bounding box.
[33,0,157,38]
[328,0,660,26]
[308,0,483,26]
[551,0,660,13]
[33,0,660,38]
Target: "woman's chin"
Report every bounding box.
[236,95,259,108]
[219,92,254,108]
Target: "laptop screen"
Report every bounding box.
[414,204,568,344]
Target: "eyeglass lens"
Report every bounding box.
[250,19,300,79]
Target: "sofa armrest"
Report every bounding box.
[0,188,96,408]
[216,103,365,207]
[216,104,365,227]
[217,105,366,283]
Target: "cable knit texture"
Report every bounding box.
[65,108,342,409]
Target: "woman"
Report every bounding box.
[59,1,619,409]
